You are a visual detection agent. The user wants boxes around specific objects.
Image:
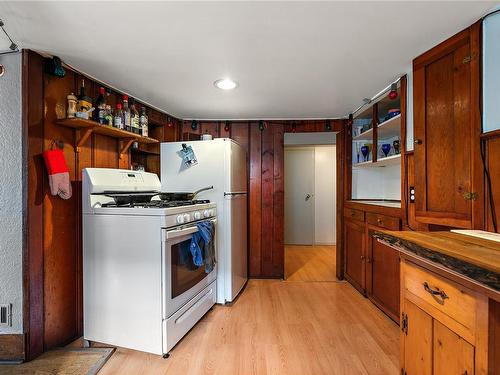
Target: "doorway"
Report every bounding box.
[284,133,337,282]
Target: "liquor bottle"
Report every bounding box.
[129,98,140,134]
[105,105,113,126]
[139,107,148,137]
[94,87,106,124]
[77,80,92,114]
[122,95,131,132]
[114,103,124,129]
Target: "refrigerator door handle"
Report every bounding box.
[224,192,247,196]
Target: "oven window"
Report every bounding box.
[171,237,207,298]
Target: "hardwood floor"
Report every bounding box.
[94,280,399,375]
[285,245,337,282]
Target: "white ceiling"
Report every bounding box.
[0,1,496,120]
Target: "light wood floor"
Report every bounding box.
[285,245,337,282]
[93,280,399,375]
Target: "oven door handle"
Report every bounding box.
[166,219,217,240]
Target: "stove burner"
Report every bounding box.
[102,199,210,208]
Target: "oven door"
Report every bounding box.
[162,219,217,318]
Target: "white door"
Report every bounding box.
[284,148,314,245]
[314,146,336,244]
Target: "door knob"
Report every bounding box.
[305,194,311,201]
[414,139,423,145]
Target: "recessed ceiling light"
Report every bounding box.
[214,78,238,90]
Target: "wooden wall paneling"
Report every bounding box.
[272,124,284,277]
[164,119,179,142]
[249,123,262,277]
[23,50,45,360]
[230,122,249,151]
[399,75,408,227]
[336,129,345,279]
[200,121,219,138]
[406,153,428,231]
[345,115,353,201]
[181,120,202,140]
[42,70,79,349]
[486,135,500,233]
[218,121,231,138]
[469,22,484,230]
[261,124,275,276]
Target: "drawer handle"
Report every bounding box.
[423,282,449,303]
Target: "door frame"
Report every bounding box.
[281,129,346,280]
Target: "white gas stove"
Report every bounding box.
[82,168,217,357]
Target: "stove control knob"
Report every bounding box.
[194,211,201,220]
[183,213,191,222]
[203,210,210,218]
[176,215,184,224]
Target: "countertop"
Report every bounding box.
[374,230,500,294]
[347,200,401,208]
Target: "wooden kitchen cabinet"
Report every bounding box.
[413,22,482,229]
[344,218,365,294]
[366,233,400,322]
[400,259,490,375]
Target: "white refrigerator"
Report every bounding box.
[161,138,247,304]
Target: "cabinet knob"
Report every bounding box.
[414,139,423,145]
[360,255,365,261]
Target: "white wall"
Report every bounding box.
[352,164,401,200]
[483,10,500,133]
[314,146,336,244]
[0,52,23,334]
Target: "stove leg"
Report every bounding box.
[83,339,92,348]
[162,353,170,359]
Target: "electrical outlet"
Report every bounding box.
[0,304,12,327]
[409,186,415,203]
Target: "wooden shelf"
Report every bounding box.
[353,114,401,142]
[377,114,401,139]
[353,127,373,142]
[56,118,159,157]
[353,153,401,168]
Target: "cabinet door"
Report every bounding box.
[366,233,400,322]
[434,320,474,375]
[344,219,365,293]
[413,24,480,229]
[402,299,432,375]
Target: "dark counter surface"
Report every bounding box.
[374,230,500,293]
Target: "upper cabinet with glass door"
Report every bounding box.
[350,78,405,202]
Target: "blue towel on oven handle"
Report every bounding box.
[190,220,216,273]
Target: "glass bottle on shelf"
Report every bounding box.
[114,103,124,129]
[129,98,140,134]
[105,105,113,126]
[77,80,92,116]
[122,95,131,132]
[94,86,106,124]
[139,107,148,137]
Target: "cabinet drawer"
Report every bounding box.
[366,213,400,230]
[403,261,477,336]
[344,208,364,222]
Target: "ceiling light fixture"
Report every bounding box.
[214,78,238,90]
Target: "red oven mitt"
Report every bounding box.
[43,149,72,200]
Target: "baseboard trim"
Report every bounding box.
[0,334,25,362]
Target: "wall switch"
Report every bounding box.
[0,304,12,327]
